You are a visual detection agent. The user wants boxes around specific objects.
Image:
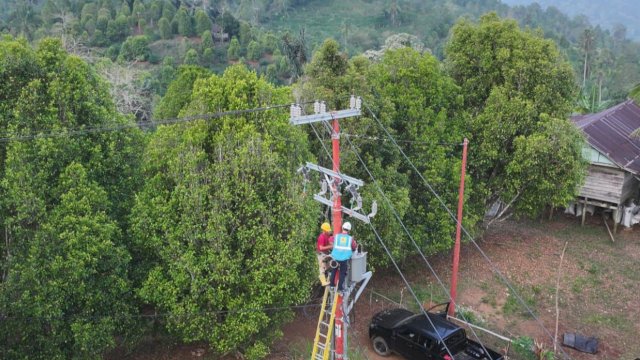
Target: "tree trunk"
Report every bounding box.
[582,51,588,89]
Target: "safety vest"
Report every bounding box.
[331,234,353,261]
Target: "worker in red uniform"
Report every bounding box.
[316,222,333,286]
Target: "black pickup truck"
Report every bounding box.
[369,306,504,360]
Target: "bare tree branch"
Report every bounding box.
[97,62,153,121]
[485,191,521,228]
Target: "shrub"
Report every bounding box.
[120,35,151,61]
[158,17,172,40]
[183,48,199,65]
[247,40,261,61]
[227,37,240,60]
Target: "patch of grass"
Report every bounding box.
[571,263,603,293]
[584,313,632,332]
[456,306,485,327]
[287,339,313,360]
[587,263,600,275]
[622,263,640,281]
[481,293,498,308]
[347,346,370,360]
[502,286,536,318]
[571,276,589,293]
[407,283,448,312]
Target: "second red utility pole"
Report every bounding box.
[449,138,468,317]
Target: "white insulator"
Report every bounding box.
[290,104,296,117]
[320,101,326,113]
[295,105,302,117]
[355,97,362,110]
[349,95,356,109]
[314,100,320,114]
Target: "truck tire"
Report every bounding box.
[372,336,391,356]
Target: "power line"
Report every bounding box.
[1,302,323,321]
[305,117,458,360]
[344,133,464,146]
[363,101,572,360]
[343,133,496,360]
[0,102,305,143]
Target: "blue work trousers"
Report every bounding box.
[331,260,349,291]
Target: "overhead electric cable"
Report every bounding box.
[343,134,495,360]
[344,133,464,146]
[1,302,325,321]
[0,102,311,143]
[363,101,572,360]
[363,214,458,359]
[306,115,457,360]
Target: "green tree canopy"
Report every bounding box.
[445,13,586,221]
[194,9,212,35]
[131,64,317,357]
[120,35,150,61]
[153,65,211,120]
[227,36,240,60]
[0,37,143,358]
[158,16,172,39]
[175,6,193,37]
[2,163,134,358]
[365,47,468,255]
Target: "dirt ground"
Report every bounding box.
[114,215,640,360]
[272,214,640,360]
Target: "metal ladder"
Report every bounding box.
[311,287,340,360]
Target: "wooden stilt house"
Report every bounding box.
[571,100,640,229]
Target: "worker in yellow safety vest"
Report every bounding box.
[329,222,357,292]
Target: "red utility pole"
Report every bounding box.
[331,117,346,359]
[449,138,468,317]
[290,98,371,360]
[332,117,343,234]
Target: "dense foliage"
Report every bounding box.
[446,14,587,221]
[2,0,640,108]
[502,0,640,40]
[0,2,598,358]
[130,65,318,357]
[0,37,144,358]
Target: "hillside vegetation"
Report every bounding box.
[1,0,639,116]
[503,0,640,40]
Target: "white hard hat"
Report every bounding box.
[342,222,352,231]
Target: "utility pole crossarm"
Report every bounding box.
[305,162,364,187]
[289,96,362,126]
[312,194,374,224]
[290,109,361,125]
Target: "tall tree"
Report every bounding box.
[445,13,586,224]
[297,40,466,265]
[131,64,316,357]
[194,8,212,34]
[1,163,135,358]
[0,37,144,358]
[580,27,595,89]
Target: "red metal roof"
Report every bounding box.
[572,100,640,174]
